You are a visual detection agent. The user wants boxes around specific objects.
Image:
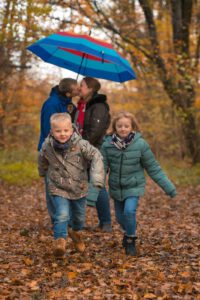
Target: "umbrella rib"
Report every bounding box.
[83,54,89,76]
[77,53,86,79]
[44,46,60,63]
[113,63,123,83]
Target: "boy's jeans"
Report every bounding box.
[96,187,111,226]
[52,195,86,240]
[114,196,139,237]
[45,175,55,223]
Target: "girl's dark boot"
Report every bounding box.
[124,235,137,256]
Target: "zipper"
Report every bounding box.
[119,151,124,201]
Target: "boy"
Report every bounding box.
[38,78,79,224]
[38,113,104,258]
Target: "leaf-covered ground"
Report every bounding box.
[0,180,199,300]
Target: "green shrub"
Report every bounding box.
[0,149,39,185]
[0,149,199,186]
[161,159,200,186]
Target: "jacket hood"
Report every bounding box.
[133,132,142,142]
[86,93,109,110]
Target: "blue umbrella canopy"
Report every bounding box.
[27,31,136,83]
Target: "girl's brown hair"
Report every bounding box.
[83,77,101,93]
[111,111,140,133]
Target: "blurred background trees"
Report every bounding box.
[69,0,200,163]
[0,0,200,172]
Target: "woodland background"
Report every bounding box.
[0,0,200,184]
[0,1,200,299]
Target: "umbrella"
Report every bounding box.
[27,31,136,83]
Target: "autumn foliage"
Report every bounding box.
[0,180,199,299]
[0,1,200,299]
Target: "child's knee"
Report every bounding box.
[55,212,70,222]
[124,207,137,216]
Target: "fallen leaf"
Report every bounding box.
[181,271,190,278]
[23,258,33,266]
[52,271,62,278]
[82,288,91,295]
[11,278,23,285]
[27,280,38,288]
[144,293,157,299]
[66,272,77,280]
[21,268,31,276]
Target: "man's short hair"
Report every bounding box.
[58,78,77,94]
[50,113,72,128]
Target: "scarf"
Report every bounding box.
[76,98,86,135]
[52,137,71,153]
[111,132,135,150]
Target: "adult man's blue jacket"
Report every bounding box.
[38,86,76,150]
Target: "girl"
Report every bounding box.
[101,111,177,256]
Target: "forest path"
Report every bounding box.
[0,181,199,299]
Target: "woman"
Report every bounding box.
[75,77,112,232]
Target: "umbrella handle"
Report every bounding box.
[76,30,91,81]
[76,52,86,81]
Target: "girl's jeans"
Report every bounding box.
[114,196,139,237]
[51,195,86,240]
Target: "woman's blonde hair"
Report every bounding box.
[111,111,140,133]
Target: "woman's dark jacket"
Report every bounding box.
[82,93,110,148]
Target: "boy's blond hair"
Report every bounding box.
[50,113,72,128]
[111,111,140,133]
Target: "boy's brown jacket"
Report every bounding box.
[38,131,104,200]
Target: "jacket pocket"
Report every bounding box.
[121,176,138,188]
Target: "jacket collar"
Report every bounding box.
[86,93,107,110]
[105,132,142,148]
[50,86,72,105]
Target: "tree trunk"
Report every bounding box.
[163,77,200,163]
[0,115,5,148]
[138,0,200,163]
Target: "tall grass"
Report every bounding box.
[0,148,200,186]
[161,159,200,186]
[0,148,39,185]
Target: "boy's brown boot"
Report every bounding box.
[53,238,66,257]
[68,228,85,252]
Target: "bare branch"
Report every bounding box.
[194,31,200,68]
[138,0,168,78]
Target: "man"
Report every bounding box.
[38,78,79,150]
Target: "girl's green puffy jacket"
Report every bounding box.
[101,132,177,201]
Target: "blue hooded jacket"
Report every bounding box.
[38,86,76,150]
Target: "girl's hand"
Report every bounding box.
[169,190,177,198]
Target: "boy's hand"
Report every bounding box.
[39,176,45,185]
[93,185,102,191]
